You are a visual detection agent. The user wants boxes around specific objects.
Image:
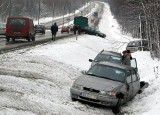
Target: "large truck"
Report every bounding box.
[73,16,88,34]
[74,16,88,27]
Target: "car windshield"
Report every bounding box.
[35,25,43,29]
[127,41,140,47]
[87,64,126,83]
[9,19,26,26]
[94,54,122,64]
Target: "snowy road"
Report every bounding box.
[0,2,160,115]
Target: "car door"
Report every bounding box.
[125,70,133,101]
[131,69,140,97]
[130,58,138,72]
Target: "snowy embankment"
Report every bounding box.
[0,2,160,115]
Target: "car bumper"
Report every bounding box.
[126,47,139,53]
[70,88,118,107]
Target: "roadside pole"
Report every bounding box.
[76,30,78,40]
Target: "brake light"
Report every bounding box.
[3,28,6,32]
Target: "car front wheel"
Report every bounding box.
[111,99,122,114]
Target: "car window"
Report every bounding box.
[130,58,137,69]
[126,71,132,83]
[127,41,140,47]
[87,64,126,82]
[94,54,121,64]
[131,69,138,82]
[9,19,26,26]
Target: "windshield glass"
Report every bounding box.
[94,54,122,64]
[87,64,126,82]
[9,19,26,26]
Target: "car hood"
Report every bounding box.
[75,75,123,91]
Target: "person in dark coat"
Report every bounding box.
[121,50,131,66]
[51,23,58,40]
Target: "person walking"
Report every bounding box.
[121,50,131,66]
[51,23,58,40]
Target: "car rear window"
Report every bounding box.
[127,41,140,47]
[9,19,26,26]
[95,54,122,64]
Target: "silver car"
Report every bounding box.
[70,61,141,113]
[89,50,122,67]
[126,40,149,53]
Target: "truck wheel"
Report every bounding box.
[6,36,10,42]
[27,35,31,42]
[12,38,15,42]
[112,99,122,114]
[32,36,35,41]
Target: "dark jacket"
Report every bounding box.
[51,23,58,34]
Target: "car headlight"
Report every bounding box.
[100,90,116,96]
[72,83,82,90]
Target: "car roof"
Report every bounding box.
[129,39,148,43]
[98,61,134,70]
[8,17,31,19]
[100,50,122,57]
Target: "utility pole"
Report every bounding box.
[38,0,40,25]
[139,13,143,51]
[9,0,12,17]
[52,1,55,24]
[68,3,71,26]
[63,6,65,26]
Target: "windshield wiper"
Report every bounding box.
[87,73,99,77]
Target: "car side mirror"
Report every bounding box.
[89,59,93,62]
[81,70,87,75]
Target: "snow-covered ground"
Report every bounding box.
[0,2,160,115]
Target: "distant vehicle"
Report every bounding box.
[6,17,35,42]
[70,61,149,113]
[35,25,45,34]
[82,27,106,38]
[74,16,88,27]
[126,40,149,53]
[93,12,98,18]
[61,26,70,33]
[0,22,6,36]
[89,50,122,67]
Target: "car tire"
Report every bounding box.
[12,38,15,42]
[27,35,31,42]
[111,99,122,114]
[32,36,35,41]
[6,36,10,42]
[71,97,77,101]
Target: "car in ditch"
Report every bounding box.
[70,61,148,113]
[126,39,149,53]
[89,50,122,67]
[82,26,106,38]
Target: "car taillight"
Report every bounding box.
[3,28,6,32]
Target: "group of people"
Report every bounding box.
[121,50,132,66]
